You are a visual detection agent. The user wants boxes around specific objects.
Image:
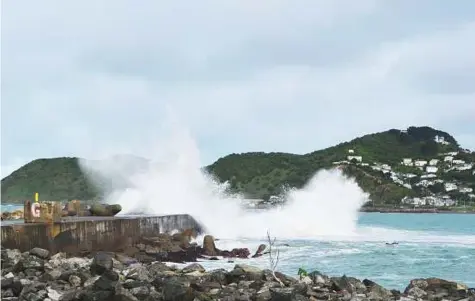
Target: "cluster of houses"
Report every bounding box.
[333,135,474,207]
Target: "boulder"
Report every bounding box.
[90,252,113,275]
[29,248,50,260]
[202,235,218,256]
[252,244,267,258]
[89,204,122,216]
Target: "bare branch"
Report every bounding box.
[266,230,284,287]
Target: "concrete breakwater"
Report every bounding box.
[0,214,204,254]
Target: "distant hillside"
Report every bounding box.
[206,126,474,204]
[0,157,97,202]
[2,126,474,206]
[0,155,150,203]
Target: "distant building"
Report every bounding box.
[381,164,391,170]
[444,156,453,162]
[348,149,355,154]
[402,158,413,166]
[452,159,465,165]
[414,160,428,167]
[434,135,450,145]
[421,173,437,179]
[426,166,438,173]
[347,155,362,162]
[429,159,439,166]
[455,164,473,171]
[444,183,458,192]
[459,187,474,193]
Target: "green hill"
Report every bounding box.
[2,126,474,206]
[1,157,98,202]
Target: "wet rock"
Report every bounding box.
[252,244,268,258]
[202,235,218,256]
[182,263,206,274]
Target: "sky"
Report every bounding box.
[1,0,475,178]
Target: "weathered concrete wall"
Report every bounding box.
[0,214,203,253]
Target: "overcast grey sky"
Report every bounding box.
[1,0,475,177]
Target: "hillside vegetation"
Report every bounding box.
[206,126,466,202]
[2,126,474,206]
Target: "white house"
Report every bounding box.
[404,173,417,178]
[429,159,439,166]
[347,155,362,162]
[402,158,413,166]
[447,152,458,156]
[459,187,474,193]
[434,135,449,145]
[455,164,473,171]
[421,173,437,179]
[403,183,412,189]
[414,160,428,167]
[452,159,465,165]
[444,156,454,162]
[444,183,458,192]
[426,166,438,173]
[348,149,355,154]
[381,164,391,170]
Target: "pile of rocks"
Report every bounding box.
[116,231,265,264]
[1,246,473,301]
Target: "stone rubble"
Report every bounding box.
[1,232,473,301]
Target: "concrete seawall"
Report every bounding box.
[0,214,204,254]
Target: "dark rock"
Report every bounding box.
[90,252,113,275]
[114,284,139,301]
[182,263,206,274]
[269,287,295,301]
[220,248,251,259]
[29,248,50,259]
[162,279,195,301]
[252,244,268,258]
[202,235,218,256]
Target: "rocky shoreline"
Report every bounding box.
[1,231,474,301]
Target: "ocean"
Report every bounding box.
[192,212,475,290]
[1,201,473,290]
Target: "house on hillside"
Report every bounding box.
[426,166,438,173]
[434,135,450,145]
[452,159,465,165]
[459,187,473,193]
[444,156,454,162]
[348,149,355,154]
[421,174,436,179]
[381,164,391,170]
[347,155,362,162]
[454,163,473,171]
[414,160,428,167]
[429,159,439,166]
[402,158,413,166]
[444,183,457,192]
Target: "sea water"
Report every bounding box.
[190,213,475,290]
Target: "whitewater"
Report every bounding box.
[78,114,475,289]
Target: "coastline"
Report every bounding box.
[360,207,475,214]
[1,230,473,301]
